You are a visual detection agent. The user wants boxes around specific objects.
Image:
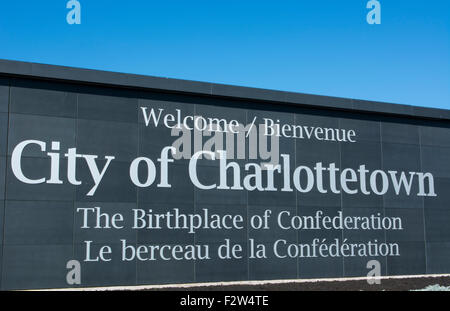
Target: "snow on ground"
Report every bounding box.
[413,284,450,291]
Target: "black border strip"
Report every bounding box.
[0,59,448,122]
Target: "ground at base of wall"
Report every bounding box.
[144,276,450,291]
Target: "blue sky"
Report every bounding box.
[0,0,449,109]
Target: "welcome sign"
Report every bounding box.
[0,60,449,290]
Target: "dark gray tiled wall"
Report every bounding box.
[387,241,426,276]
[6,157,75,201]
[76,119,138,162]
[0,114,8,157]
[137,257,195,285]
[10,79,77,118]
[75,160,136,203]
[299,256,344,278]
[0,78,9,113]
[8,114,76,158]
[0,77,449,289]
[196,251,248,283]
[73,242,136,288]
[0,157,5,200]
[2,244,73,290]
[77,90,138,123]
[0,201,4,289]
[344,255,388,277]
[0,78,7,290]
[4,201,73,245]
[426,242,450,274]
